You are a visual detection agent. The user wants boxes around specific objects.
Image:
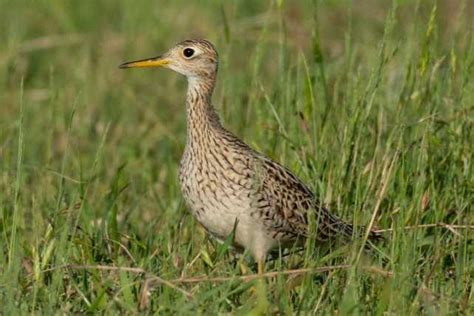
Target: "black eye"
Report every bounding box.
[183,48,195,58]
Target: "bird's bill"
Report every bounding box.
[119,56,169,69]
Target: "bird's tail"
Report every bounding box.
[365,227,385,242]
[317,208,384,242]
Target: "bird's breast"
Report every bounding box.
[178,143,260,240]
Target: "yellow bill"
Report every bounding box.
[119,56,169,69]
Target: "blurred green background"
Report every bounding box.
[0,0,473,313]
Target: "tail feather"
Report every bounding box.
[317,208,384,243]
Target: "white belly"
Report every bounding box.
[180,145,278,259]
[182,177,254,241]
[179,155,276,259]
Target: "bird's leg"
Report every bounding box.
[257,259,265,275]
[246,258,269,314]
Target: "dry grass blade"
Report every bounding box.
[170,264,392,284]
[44,263,392,286]
[43,264,194,301]
[373,223,474,234]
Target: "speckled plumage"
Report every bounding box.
[121,39,382,263]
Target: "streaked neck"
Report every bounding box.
[185,74,221,144]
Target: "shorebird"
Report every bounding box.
[120,39,382,273]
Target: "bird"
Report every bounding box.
[120,39,382,274]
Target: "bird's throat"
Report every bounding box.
[185,76,221,147]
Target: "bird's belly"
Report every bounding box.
[187,194,276,257]
[179,161,276,256]
[181,176,254,241]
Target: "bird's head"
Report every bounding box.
[119,39,218,80]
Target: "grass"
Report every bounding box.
[1,0,473,313]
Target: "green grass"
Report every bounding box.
[1,0,473,313]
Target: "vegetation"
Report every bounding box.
[1,0,472,313]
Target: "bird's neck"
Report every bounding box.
[185,75,221,144]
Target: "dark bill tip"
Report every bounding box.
[118,62,131,69]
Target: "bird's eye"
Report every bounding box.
[183,48,195,58]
